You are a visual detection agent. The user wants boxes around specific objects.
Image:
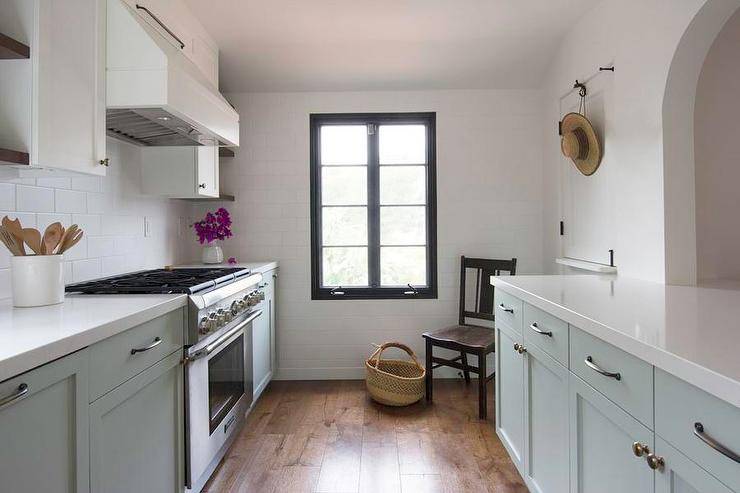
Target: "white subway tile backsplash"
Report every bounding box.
[0,184,16,210]
[55,189,87,214]
[37,213,72,233]
[87,237,116,258]
[101,255,127,276]
[36,177,71,189]
[16,185,54,212]
[72,258,101,282]
[71,214,102,237]
[71,176,102,192]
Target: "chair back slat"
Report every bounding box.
[458,256,517,325]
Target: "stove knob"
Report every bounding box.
[257,291,265,302]
[216,309,227,326]
[230,300,240,315]
[199,316,211,334]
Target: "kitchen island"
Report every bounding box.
[491,275,740,493]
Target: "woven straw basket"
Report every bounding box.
[366,342,426,406]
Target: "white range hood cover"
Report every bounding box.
[106,0,239,147]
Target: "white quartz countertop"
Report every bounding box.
[176,261,278,275]
[490,275,740,408]
[0,294,187,382]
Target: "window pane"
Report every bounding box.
[379,125,426,164]
[381,247,427,286]
[322,167,367,205]
[380,166,426,205]
[380,206,426,245]
[322,207,367,246]
[321,125,367,165]
[323,247,368,286]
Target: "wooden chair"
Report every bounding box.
[422,256,517,419]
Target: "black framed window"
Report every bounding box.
[310,112,437,300]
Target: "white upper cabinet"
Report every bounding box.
[120,0,219,87]
[140,146,219,198]
[0,0,108,175]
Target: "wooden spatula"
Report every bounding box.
[41,222,64,255]
[21,228,43,255]
[0,226,23,256]
[2,216,26,255]
[58,227,83,254]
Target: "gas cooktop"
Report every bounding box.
[65,267,251,295]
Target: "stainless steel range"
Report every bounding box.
[66,267,265,492]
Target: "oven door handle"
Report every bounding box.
[189,310,262,361]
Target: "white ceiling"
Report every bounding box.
[184,0,594,93]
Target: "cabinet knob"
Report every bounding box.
[99,158,109,167]
[632,442,650,457]
[646,453,665,471]
[513,343,520,352]
[517,345,527,354]
[198,183,207,189]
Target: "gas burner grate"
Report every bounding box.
[65,268,251,295]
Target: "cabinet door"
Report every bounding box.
[268,271,277,376]
[569,373,654,493]
[0,350,89,493]
[495,325,525,472]
[35,0,106,175]
[196,146,219,197]
[90,350,184,493]
[655,437,733,493]
[253,301,272,400]
[524,343,569,493]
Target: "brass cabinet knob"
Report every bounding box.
[646,453,665,470]
[99,158,109,167]
[632,442,650,457]
[517,345,527,354]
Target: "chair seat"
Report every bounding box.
[422,324,495,352]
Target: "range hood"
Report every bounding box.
[106,0,239,147]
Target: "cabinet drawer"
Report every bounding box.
[570,326,653,428]
[523,303,568,366]
[494,290,523,333]
[89,309,184,401]
[655,369,740,491]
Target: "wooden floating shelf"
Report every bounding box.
[219,148,235,158]
[0,147,30,165]
[0,32,30,59]
[179,194,235,202]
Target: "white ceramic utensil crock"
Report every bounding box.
[11,255,64,307]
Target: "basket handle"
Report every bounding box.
[371,342,423,371]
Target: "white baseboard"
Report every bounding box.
[274,366,464,380]
[253,371,272,400]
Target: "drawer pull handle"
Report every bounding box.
[584,356,621,381]
[694,422,740,464]
[130,337,163,355]
[646,453,665,470]
[498,303,514,314]
[529,323,553,337]
[0,383,28,410]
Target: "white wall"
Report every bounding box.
[0,138,190,298]
[203,90,544,379]
[694,8,740,282]
[541,0,712,282]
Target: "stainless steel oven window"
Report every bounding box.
[207,333,245,434]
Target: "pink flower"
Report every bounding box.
[192,208,233,244]
[228,257,237,265]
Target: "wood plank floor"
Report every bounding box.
[203,379,527,493]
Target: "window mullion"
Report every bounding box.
[368,123,381,288]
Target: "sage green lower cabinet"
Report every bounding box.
[655,437,733,493]
[0,350,89,493]
[569,373,654,493]
[495,325,525,472]
[89,350,184,493]
[524,342,569,493]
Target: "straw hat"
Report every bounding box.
[560,112,601,176]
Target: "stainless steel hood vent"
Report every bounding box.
[106,0,239,147]
[106,109,227,146]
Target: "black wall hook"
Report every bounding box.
[599,66,615,72]
[574,80,587,97]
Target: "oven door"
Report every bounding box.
[185,310,259,489]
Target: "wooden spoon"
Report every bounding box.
[2,216,26,255]
[58,224,78,253]
[21,228,43,255]
[41,222,64,255]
